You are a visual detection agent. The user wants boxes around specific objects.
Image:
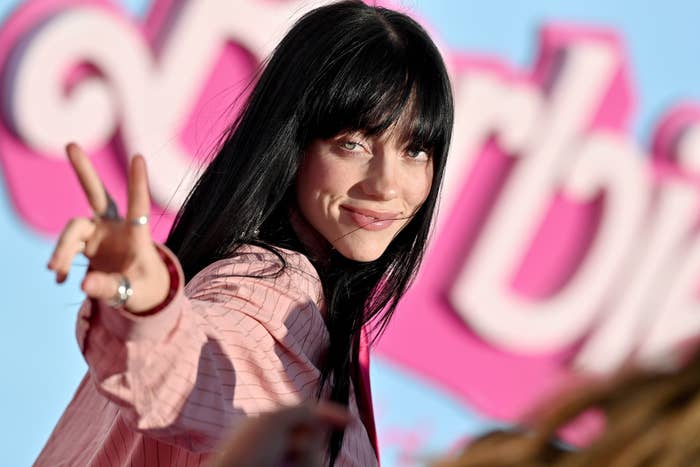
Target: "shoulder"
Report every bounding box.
[186,244,324,307]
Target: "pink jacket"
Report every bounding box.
[35,245,378,467]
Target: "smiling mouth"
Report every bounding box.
[341,206,399,231]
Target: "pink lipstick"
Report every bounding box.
[341,206,400,231]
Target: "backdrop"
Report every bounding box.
[2,1,700,466]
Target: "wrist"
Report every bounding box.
[125,245,180,316]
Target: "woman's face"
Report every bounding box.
[295,129,433,262]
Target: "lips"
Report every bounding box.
[341,205,401,231]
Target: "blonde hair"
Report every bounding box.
[436,350,700,467]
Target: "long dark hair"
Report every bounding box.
[166,1,453,464]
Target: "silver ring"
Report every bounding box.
[129,215,149,226]
[108,275,133,308]
[78,240,87,253]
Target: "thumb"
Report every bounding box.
[82,271,127,304]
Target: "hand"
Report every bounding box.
[209,402,351,467]
[47,143,170,313]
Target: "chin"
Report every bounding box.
[335,243,386,262]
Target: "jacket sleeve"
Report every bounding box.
[76,245,328,452]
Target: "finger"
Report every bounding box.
[81,271,125,302]
[313,402,351,428]
[66,142,109,215]
[287,403,349,467]
[255,407,325,467]
[293,428,326,467]
[282,404,344,467]
[48,218,96,283]
[287,426,325,467]
[263,403,350,430]
[126,155,151,242]
[264,404,318,427]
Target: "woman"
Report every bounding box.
[39,1,453,465]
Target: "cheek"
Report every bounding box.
[297,160,347,224]
[405,165,433,208]
[299,156,353,199]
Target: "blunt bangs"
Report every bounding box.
[297,7,452,161]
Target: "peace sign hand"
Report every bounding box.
[47,143,170,314]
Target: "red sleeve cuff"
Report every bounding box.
[128,244,181,316]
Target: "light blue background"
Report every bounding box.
[2,1,700,465]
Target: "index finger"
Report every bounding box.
[66,142,108,215]
[263,403,350,430]
[313,402,351,428]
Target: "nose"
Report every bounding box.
[360,151,399,200]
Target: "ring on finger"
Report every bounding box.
[78,240,87,253]
[129,215,149,226]
[108,275,133,308]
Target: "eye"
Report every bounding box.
[406,148,429,161]
[338,136,371,154]
[341,141,362,151]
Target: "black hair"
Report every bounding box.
[166,1,453,464]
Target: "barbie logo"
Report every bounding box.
[0,0,311,238]
[379,26,700,420]
[2,0,700,423]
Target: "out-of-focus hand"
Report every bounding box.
[47,143,169,313]
[209,402,351,467]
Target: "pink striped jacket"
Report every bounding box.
[35,245,379,467]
